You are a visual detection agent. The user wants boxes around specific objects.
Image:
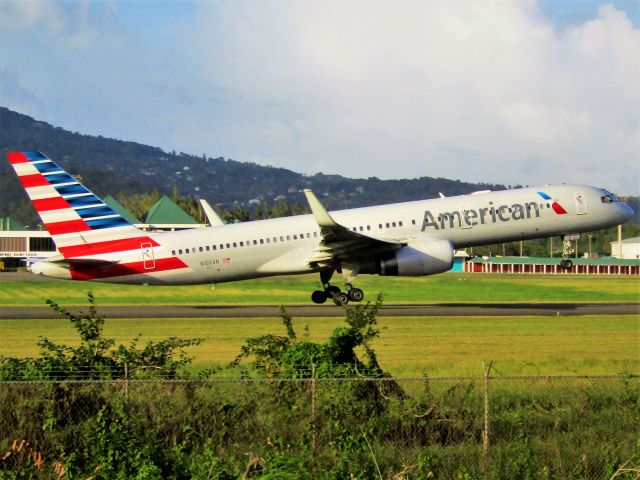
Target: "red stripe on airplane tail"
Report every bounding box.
[46,219,91,236]
[19,173,50,188]
[7,152,29,165]
[69,257,188,281]
[59,237,160,258]
[33,197,71,212]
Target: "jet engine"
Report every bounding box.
[361,239,454,276]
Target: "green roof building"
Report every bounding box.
[103,196,141,224]
[145,196,198,226]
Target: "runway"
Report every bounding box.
[1,303,638,319]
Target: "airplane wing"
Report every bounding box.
[303,189,404,266]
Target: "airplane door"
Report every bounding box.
[574,192,587,215]
[141,242,156,269]
[459,204,473,229]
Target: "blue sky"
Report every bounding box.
[1,0,638,194]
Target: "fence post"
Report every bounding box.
[311,363,317,452]
[482,361,493,480]
[124,362,129,399]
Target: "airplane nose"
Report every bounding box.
[620,202,634,223]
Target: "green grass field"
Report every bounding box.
[1,314,637,377]
[0,272,638,305]
[1,273,637,376]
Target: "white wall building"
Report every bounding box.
[610,237,640,259]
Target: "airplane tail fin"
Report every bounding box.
[6,151,147,257]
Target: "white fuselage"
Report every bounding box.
[83,183,631,285]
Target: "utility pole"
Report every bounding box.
[618,225,623,258]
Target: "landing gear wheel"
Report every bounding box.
[348,288,364,302]
[559,259,573,270]
[333,292,349,306]
[326,285,341,295]
[311,290,328,304]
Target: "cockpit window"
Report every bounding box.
[600,190,619,204]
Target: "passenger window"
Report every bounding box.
[293,235,297,240]
[359,226,363,231]
[239,242,244,247]
[253,240,257,245]
[386,223,390,228]
[212,245,217,250]
[399,221,403,227]
[280,236,284,242]
[199,247,203,252]
[260,239,264,244]
[233,242,237,248]
[220,244,224,250]
[273,237,277,242]
[412,220,416,225]
[287,235,291,241]
[367,225,371,230]
[226,243,230,249]
[186,248,190,254]
[178,249,182,254]
[392,222,396,227]
[379,224,383,229]
[171,250,176,255]
[266,238,270,243]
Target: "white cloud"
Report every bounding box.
[0,0,638,193]
[175,0,639,193]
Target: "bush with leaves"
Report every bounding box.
[0,292,202,380]
[230,294,387,379]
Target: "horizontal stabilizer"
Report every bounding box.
[48,256,120,269]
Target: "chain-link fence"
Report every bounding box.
[1,374,638,479]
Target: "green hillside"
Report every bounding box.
[1,106,501,225]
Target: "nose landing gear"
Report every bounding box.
[559,234,577,270]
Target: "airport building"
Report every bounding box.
[464,256,639,275]
[610,236,640,260]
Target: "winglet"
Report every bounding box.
[303,189,337,228]
[199,199,224,226]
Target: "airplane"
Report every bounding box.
[6,151,634,304]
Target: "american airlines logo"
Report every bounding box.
[421,192,567,231]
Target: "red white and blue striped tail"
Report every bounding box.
[7,151,147,255]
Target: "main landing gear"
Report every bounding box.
[311,270,364,305]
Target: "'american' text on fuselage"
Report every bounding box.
[422,201,541,231]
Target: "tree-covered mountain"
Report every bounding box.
[1,106,504,227]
